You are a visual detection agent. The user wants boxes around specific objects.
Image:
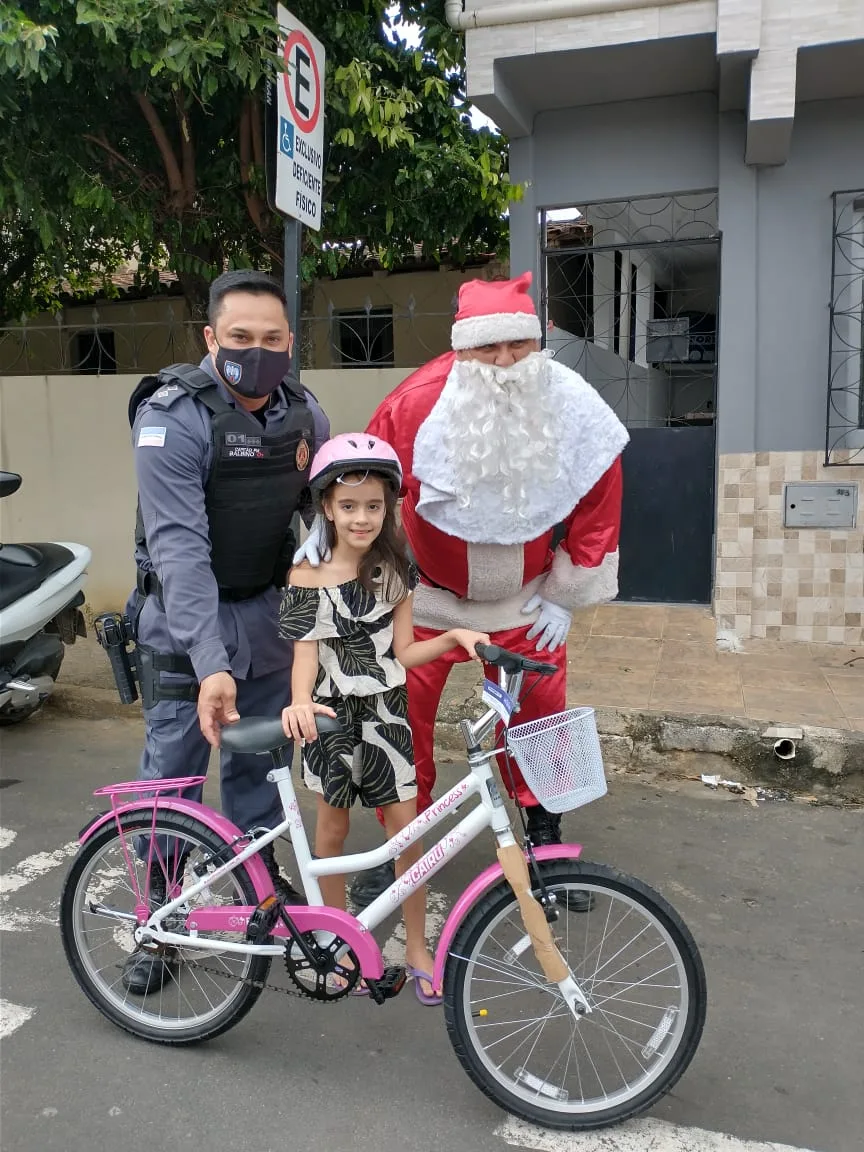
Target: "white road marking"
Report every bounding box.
[0,906,57,932]
[0,827,18,850]
[0,841,78,896]
[0,999,35,1039]
[496,1117,822,1152]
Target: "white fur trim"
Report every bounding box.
[413,576,546,632]
[467,543,525,602]
[543,549,620,610]
[413,357,629,545]
[451,311,542,350]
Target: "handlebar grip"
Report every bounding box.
[315,715,343,734]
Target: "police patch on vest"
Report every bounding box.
[223,360,243,386]
[296,438,310,470]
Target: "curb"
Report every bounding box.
[433,698,864,799]
[47,680,864,799]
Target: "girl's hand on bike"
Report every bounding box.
[281,700,337,743]
[451,630,491,660]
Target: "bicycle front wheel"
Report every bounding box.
[443,859,706,1131]
[60,811,271,1044]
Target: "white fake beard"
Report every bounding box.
[441,351,562,520]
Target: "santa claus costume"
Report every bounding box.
[360,273,629,866]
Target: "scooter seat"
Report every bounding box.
[0,543,75,612]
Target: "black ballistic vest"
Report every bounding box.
[130,364,314,594]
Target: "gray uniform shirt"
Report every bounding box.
[129,356,330,683]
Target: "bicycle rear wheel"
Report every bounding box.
[443,859,706,1130]
[60,811,270,1044]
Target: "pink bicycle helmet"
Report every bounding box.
[308,433,403,501]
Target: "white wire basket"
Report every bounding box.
[505,707,607,814]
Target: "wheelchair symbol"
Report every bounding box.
[279,117,294,159]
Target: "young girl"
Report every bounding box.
[278,433,489,1005]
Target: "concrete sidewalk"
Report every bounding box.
[51,602,864,795]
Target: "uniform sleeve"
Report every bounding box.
[133,405,230,681]
[542,457,623,610]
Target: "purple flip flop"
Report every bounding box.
[405,964,443,1006]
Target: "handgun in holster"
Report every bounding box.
[94,612,139,704]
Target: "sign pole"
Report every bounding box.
[283,217,302,374]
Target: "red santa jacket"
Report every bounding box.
[367,351,626,633]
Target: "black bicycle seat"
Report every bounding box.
[221,714,342,755]
[475,643,557,677]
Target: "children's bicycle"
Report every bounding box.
[60,643,706,1132]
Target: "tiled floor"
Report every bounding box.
[567,604,864,732]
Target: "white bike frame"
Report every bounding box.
[138,666,525,948]
[133,662,593,1016]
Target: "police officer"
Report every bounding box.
[123,269,330,995]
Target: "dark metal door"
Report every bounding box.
[618,426,715,603]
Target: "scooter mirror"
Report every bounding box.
[0,472,22,499]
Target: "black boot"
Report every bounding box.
[260,843,307,906]
[524,806,595,914]
[349,860,396,912]
[121,866,177,996]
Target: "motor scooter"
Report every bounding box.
[0,471,91,724]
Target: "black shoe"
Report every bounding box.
[121,950,177,995]
[349,860,396,912]
[524,807,596,914]
[260,844,307,905]
[525,806,562,847]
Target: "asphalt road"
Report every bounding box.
[1,711,862,1152]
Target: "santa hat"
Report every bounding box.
[451,271,543,351]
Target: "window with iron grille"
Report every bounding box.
[73,329,117,374]
[332,307,394,368]
[825,190,864,465]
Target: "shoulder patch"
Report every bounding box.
[148,383,186,411]
[137,426,167,448]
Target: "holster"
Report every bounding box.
[135,644,199,710]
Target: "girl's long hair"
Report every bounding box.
[322,472,412,602]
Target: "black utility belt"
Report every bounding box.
[137,569,270,603]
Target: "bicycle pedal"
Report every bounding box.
[365,965,407,1005]
[245,894,282,944]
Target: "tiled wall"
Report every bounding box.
[715,451,864,643]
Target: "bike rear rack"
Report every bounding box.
[92,776,207,918]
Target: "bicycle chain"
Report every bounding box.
[182,957,346,1002]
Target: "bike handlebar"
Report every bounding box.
[474,642,557,677]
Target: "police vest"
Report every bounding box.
[130,363,314,596]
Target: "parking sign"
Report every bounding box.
[273,6,325,230]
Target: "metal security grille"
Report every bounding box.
[825,189,864,466]
[540,192,720,431]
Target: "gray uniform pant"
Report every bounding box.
[138,668,292,832]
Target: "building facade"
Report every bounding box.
[448,0,864,644]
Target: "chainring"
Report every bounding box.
[283,931,361,1001]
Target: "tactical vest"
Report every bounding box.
[130,363,314,596]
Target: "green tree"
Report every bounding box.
[0,0,518,320]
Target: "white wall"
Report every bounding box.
[0,368,414,611]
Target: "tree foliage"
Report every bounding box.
[0,0,519,319]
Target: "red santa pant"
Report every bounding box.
[403,623,567,813]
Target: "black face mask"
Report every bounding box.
[215,345,291,399]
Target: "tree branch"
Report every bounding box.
[239,98,266,235]
[173,88,196,208]
[133,89,184,210]
[82,133,155,187]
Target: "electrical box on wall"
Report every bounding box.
[783,483,858,528]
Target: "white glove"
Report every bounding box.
[292,514,331,567]
[522,594,572,653]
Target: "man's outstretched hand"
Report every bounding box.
[198,671,240,747]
